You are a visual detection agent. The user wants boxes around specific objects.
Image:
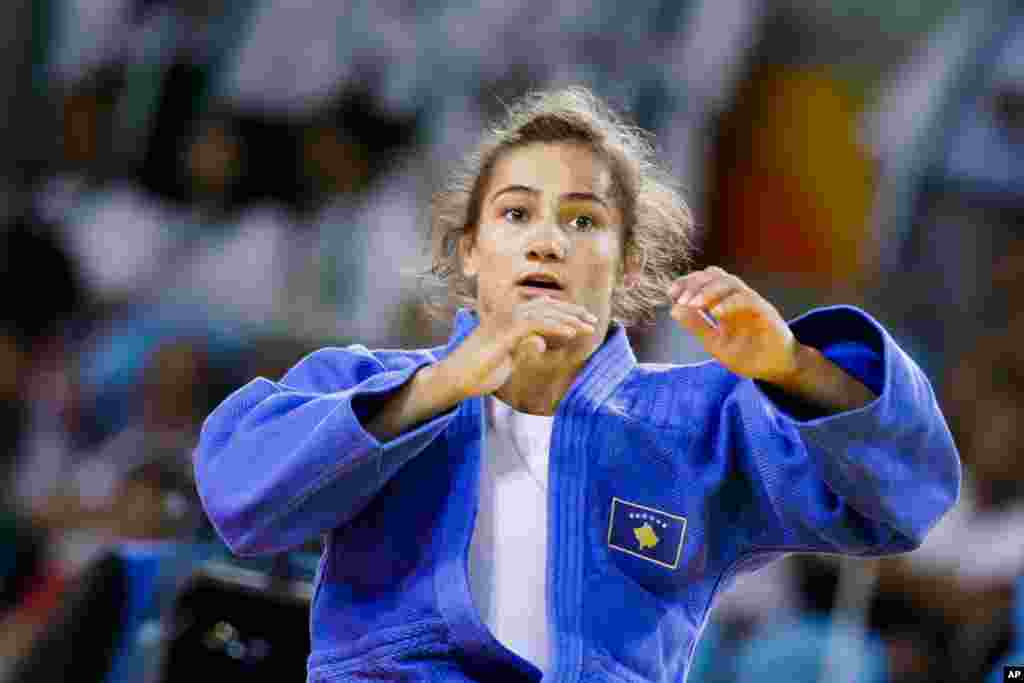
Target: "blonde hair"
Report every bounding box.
[425,87,695,327]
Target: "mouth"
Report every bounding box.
[516,272,565,295]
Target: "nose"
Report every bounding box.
[526,224,568,262]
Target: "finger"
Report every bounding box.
[511,333,546,367]
[510,312,588,349]
[520,334,546,356]
[683,277,739,311]
[674,269,721,305]
[707,292,749,322]
[667,276,690,300]
[523,296,598,325]
[671,302,718,339]
[517,318,579,342]
[697,308,720,330]
[522,306,596,334]
[519,303,597,338]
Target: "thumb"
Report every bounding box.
[521,333,546,356]
[512,333,546,366]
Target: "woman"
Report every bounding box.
[194,88,960,683]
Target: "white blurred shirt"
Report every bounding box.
[468,395,553,674]
[905,476,1024,586]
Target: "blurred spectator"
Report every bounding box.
[150,110,294,325]
[865,0,1024,381]
[0,211,87,498]
[24,337,205,544]
[0,206,88,675]
[32,61,179,311]
[129,0,256,191]
[288,87,425,345]
[837,317,1024,683]
[36,62,127,223]
[178,112,247,216]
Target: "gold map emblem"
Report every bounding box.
[608,497,687,570]
[633,522,660,551]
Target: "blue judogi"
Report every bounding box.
[194,305,960,683]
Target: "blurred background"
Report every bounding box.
[0,0,1020,681]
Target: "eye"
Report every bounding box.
[502,207,527,223]
[570,214,595,232]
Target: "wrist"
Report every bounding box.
[424,358,471,405]
[760,342,817,392]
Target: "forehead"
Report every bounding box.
[485,142,616,201]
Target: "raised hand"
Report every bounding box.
[442,296,598,399]
[667,267,799,384]
[667,266,876,413]
[366,296,596,440]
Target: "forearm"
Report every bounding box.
[365,362,465,442]
[765,342,876,415]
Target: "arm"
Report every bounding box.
[364,361,464,442]
[670,266,876,416]
[196,298,598,557]
[194,346,458,556]
[670,269,962,554]
[762,342,875,415]
[740,306,960,553]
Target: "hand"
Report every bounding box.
[439,296,598,399]
[668,267,799,383]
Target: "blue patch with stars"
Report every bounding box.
[607,497,687,570]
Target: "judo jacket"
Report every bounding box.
[194,305,961,683]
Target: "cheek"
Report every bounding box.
[470,227,515,294]
[577,240,622,300]
[472,226,504,270]
[592,237,624,281]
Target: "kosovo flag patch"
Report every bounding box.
[607,497,687,570]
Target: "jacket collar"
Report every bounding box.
[445,308,637,410]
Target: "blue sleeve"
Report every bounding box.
[193,345,457,557]
[728,305,961,556]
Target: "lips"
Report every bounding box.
[516,272,564,292]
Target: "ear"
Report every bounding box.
[458,231,479,278]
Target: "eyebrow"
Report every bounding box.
[488,184,611,210]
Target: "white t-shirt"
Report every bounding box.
[468,395,554,673]
[904,475,1024,586]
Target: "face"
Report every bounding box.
[186,120,241,197]
[461,142,626,336]
[303,125,371,195]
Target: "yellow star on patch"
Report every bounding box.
[633,523,660,551]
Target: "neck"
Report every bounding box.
[492,335,601,415]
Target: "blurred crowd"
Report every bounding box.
[0,1,1021,682]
